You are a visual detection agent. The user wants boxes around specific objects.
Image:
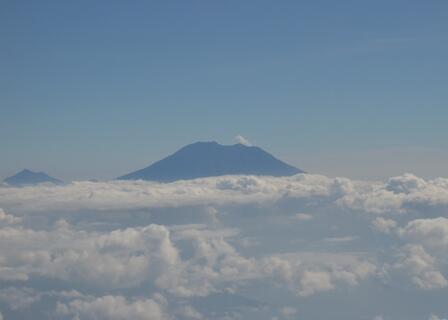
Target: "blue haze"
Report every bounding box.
[1,0,447,180]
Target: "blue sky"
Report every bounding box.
[1,0,447,180]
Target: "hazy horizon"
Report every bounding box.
[2,1,448,181]
[2,141,448,181]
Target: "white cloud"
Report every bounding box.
[400,217,448,248]
[56,295,168,320]
[235,135,252,146]
[261,253,376,297]
[391,245,448,290]
[0,222,181,289]
[385,173,428,194]
[371,217,397,234]
[0,208,21,225]
[176,305,204,319]
[0,287,42,310]
[0,173,448,318]
[0,174,351,216]
[298,270,334,296]
[338,174,448,214]
[1,173,447,217]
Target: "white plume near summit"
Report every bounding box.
[235,135,252,146]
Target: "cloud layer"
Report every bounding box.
[1,173,448,319]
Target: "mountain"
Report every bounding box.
[4,169,63,186]
[117,141,304,182]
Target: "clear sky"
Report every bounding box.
[1,0,447,180]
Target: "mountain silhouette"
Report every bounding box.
[4,169,63,186]
[117,142,303,182]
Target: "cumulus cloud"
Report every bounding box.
[261,253,376,297]
[1,173,448,318]
[390,245,448,290]
[0,208,21,225]
[1,173,447,217]
[0,222,182,290]
[385,173,428,194]
[400,217,448,248]
[0,287,42,310]
[56,294,169,320]
[338,174,448,214]
[371,217,397,234]
[176,305,204,319]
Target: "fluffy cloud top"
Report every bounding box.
[1,173,448,319]
[56,295,168,320]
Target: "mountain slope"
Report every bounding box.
[117,142,303,182]
[4,169,63,186]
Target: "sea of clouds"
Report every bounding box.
[1,173,448,319]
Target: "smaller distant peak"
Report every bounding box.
[4,169,62,186]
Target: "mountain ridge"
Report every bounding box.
[117,141,303,182]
